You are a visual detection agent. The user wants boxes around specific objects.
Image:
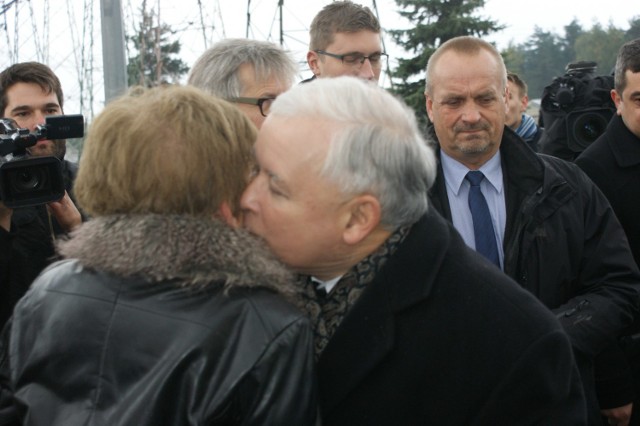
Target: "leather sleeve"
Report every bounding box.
[228,315,319,426]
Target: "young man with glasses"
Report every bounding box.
[305,1,386,83]
[188,38,298,129]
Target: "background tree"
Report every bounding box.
[388,0,503,127]
[502,17,639,101]
[574,23,625,76]
[626,17,640,41]
[126,1,189,87]
[515,27,571,99]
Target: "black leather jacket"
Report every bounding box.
[0,215,318,425]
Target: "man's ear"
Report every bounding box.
[307,50,321,77]
[612,89,623,115]
[218,201,241,229]
[342,194,382,245]
[425,94,435,122]
[520,94,529,113]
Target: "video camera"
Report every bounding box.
[0,115,84,208]
[538,61,615,161]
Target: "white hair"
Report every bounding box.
[188,38,298,99]
[270,76,437,229]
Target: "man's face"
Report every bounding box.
[235,63,291,129]
[613,70,640,139]
[241,115,353,279]
[3,82,65,158]
[426,50,507,169]
[307,30,383,82]
[505,80,528,129]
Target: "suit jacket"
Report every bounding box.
[318,209,586,425]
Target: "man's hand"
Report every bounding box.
[601,402,633,426]
[0,202,11,232]
[47,192,81,232]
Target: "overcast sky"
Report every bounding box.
[0,0,636,117]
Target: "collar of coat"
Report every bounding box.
[603,114,640,168]
[57,214,296,298]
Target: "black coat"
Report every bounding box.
[0,215,318,425]
[429,127,640,420]
[576,114,640,410]
[576,115,640,268]
[319,209,587,425]
[0,159,79,328]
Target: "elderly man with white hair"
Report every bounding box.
[240,76,587,425]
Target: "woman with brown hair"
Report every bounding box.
[0,85,317,425]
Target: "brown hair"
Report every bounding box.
[309,1,380,51]
[0,62,64,115]
[75,85,257,217]
[507,71,528,98]
[614,38,640,95]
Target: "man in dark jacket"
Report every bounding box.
[576,38,640,425]
[425,36,640,425]
[0,62,82,327]
[241,76,587,425]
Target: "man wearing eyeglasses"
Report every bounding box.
[305,1,386,83]
[188,38,298,128]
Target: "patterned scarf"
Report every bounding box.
[515,113,538,141]
[298,226,410,359]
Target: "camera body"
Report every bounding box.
[0,115,84,208]
[539,61,615,161]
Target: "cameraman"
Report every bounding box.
[0,62,81,327]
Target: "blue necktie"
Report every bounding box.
[465,171,500,267]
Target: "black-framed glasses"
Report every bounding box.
[229,97,275,117]
[314,50,388,68]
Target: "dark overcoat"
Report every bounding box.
[318,209,587,425]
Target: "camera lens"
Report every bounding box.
[573,112,609,145]
[11,167,46,193]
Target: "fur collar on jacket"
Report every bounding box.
[57,214,295,298]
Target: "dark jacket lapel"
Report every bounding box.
[317,210,450,414]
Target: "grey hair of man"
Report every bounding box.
[424,36,507,97]
[614,38,640,95]
[269,76,437,230]
[188,38,298,99]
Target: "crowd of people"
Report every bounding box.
[0,1,639,425]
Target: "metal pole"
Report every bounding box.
[100,0,128,104]
[279,0,283,46]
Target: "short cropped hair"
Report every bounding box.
[188,38,298,99]
[0,62,64,114]
[269,76,437,229]
[614,38,640,95]
[75,85,256,217]
[425,36,507,96]
[507,71,528,98]
[309,1,381,51]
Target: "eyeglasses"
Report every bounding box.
[229,97,275,117]
[314,50,388,68]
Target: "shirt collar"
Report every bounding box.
[440,150,503,195]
